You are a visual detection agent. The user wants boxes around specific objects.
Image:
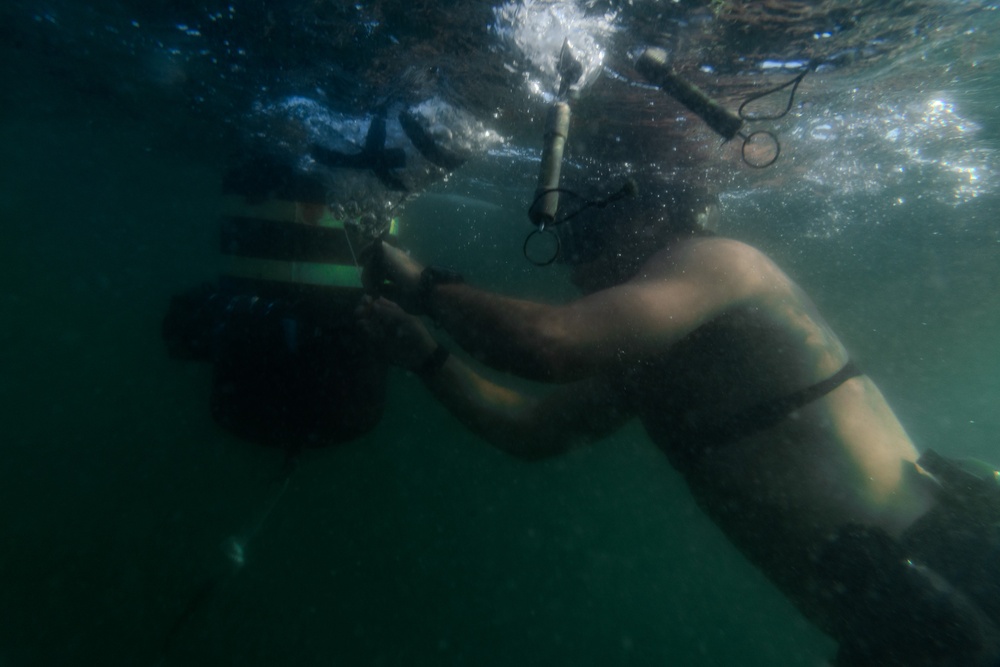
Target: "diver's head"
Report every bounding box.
[559,175,717,292]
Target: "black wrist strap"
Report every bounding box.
[416,344,450,379]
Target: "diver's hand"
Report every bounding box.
[356,295,437,371]
[380,243,425,298]
[363,242,426,313]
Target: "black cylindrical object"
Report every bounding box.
[636,47,744,141]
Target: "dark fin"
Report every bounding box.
[379,147,407,171]
[313,112,406,186]
[399,109,467,171]
[374,164,409,191]
[364,112,388,156]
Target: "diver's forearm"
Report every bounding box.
[418,350,554,459]
[427,284,576,382]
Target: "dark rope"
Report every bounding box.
[527,180,637,229]
[523,181,637,265]
[738,62,815,122]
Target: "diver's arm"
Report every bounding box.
[376,239,760,382]
[427,286,566,381]
[359,297,629,459]
[428,240,760,382]
[422,349,630,460]
[370,244,568,380]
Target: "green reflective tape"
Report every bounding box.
[226,256,363,288]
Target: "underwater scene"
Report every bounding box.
[1,1,999,665]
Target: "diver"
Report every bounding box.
[358,173,1000,665]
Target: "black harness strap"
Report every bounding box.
[680,360,863,452]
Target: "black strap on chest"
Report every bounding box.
[678,360,863,453]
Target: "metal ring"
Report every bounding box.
[741,130,780,168]
[523,228,561,266]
